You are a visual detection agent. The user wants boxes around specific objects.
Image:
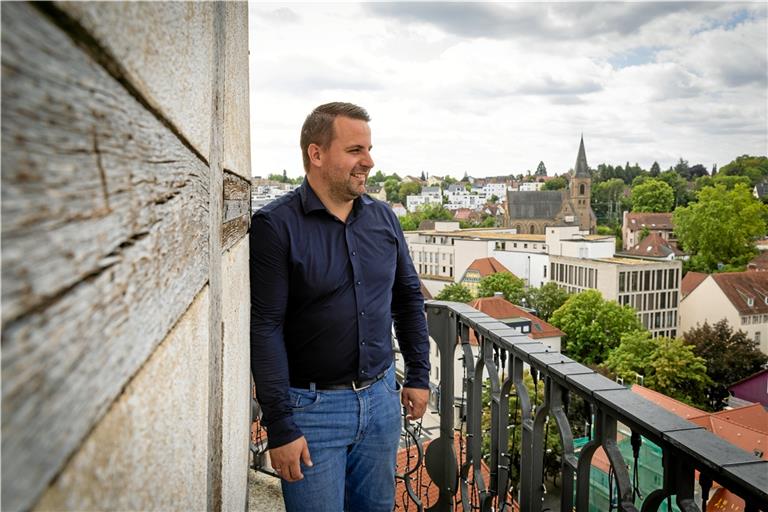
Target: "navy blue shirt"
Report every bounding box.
[250,180,430,448]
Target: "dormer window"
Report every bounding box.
[748,297,755,307]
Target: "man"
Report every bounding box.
[250,102,430,511]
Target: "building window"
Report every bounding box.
[579,183,585,195]
[530,224,536,234]
[756,332,761,344]
[544,265,547,278]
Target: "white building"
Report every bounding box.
[406,194,442,212]
[549,255,682,338]
[679,271,768,354]
[518,182,545,192]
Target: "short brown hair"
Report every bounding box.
[300,102,370,172]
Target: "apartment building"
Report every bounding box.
[679,271,768,354]
[549,255,682,337]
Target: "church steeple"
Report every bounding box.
[574,135,590,178]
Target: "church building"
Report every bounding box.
[504,137,597,234]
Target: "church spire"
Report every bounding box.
[574,135,590,178]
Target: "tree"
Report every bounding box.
[420,170,426,181]
[592,178,626,225]
[282,169,288,183]
[683,320,768,410]
[477,272,525,304]
[631,179,675,212]
[542,176,567,191]
[657,170,693,207]
[649,161,661,177]
[719,155,768,186]
[398,182,421,204]
[368,170,387,184]
[384,178,400,202]
[489,194,500,204]
[549,290,644,366]
[604,331,711,408]
[673,183,767,272]
[535,161,547,177]
[673,158,691,180]
[435,283,474,302]
[688,164,708,179]
[524,282,570,321]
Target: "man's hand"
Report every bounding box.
[401,387,429,420]
[269,436,313,482]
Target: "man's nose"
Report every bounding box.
[361,150,374,169]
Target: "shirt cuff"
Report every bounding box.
[402,369,430,390]
[265,416,303,449]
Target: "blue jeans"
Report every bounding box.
[281,364,402,512]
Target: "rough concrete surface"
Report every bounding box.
[248,469,285,512]
[221,237,252,512]
[56,1,215,160]
[34,288,210,511]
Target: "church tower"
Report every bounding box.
[569,136,596,232]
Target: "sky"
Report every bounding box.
[248,1,768,180]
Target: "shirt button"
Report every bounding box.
[356,281,361,286]
[361,369,367,374]
[360,311,365,316]
[351,251,357,256]
[361,340,366,345]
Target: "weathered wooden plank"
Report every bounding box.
[207,3,226,510]
[1,4,210,510]
[222,170,250,252]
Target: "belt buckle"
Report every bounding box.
[352,379,372,391]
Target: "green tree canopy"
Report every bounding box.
[719,155,768,186]
[604,331,711,408]
[398,204,454,231]
[591,178,626,225]
[368,170,387,184]
[658,170,693,207]
[542,176,567,190]
[683,320,768,410]
[398,182,422,203]
[673,183,767,272]
[524,282,570,321]
[631,179,675,212]
[477,272,525,304]
[549,290,644,366]
[435,283,474,303]
[383,178,400,202]
[695,174,751,192]
[535,161,547,176]
[649,161,661,177]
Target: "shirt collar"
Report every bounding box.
[300,179,374,217]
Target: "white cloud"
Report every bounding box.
[249,2,768,179]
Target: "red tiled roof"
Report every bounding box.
[708,488,746,511]
[625,212,673,230]
[709,404,768,435]
[681,271,708,298]
[712,272,768,315]
[468,296,564,343]
[747,251,768,271]
[395,434,518,511]
[626,232,684,258]
[453,208,473,220]
[466,257,511,277]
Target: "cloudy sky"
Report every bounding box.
[248,2,767,179]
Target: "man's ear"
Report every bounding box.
[308,143,322,169]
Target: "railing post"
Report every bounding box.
[425,303,459,512]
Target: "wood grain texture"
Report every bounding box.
[207,3,226,510]
[1,4,209,510]
[222,171,250,252]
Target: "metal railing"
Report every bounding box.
[420,301,768,512]
[250,300,768,511]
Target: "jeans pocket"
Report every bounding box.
[288,388,322,411]
[382,373,402,394]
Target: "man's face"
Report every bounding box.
[316,116,374,203]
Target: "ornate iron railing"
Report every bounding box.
[421,300,768,512]
[250,300,767,511]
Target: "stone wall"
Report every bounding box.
[1,2,251,510]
